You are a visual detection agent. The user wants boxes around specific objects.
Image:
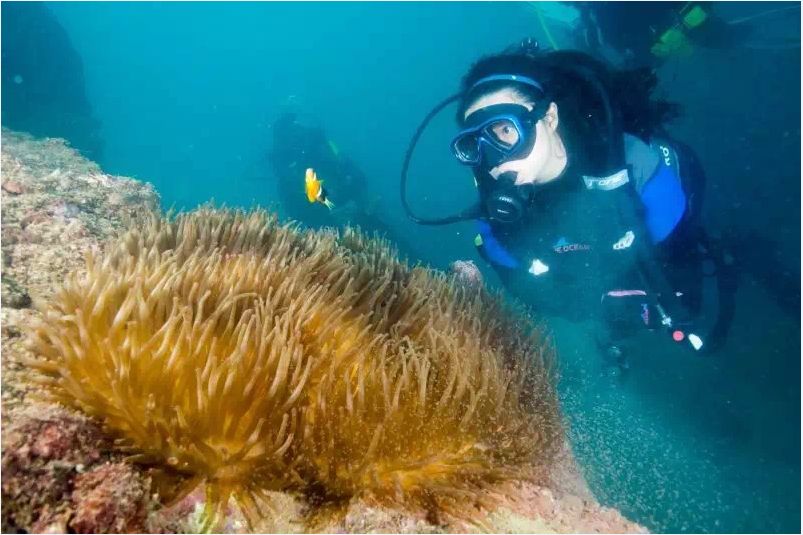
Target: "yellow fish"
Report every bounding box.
[305,168,335,210]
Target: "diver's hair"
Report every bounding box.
[457,49,680,176]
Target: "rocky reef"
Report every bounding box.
[0,129,646,534]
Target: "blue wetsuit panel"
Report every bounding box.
[639,162,686,243]
[475,220,520,269]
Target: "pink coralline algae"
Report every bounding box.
[1,405,152,533]
[1,405,106,531]
[2,180,26,195]
[70,463,151,534]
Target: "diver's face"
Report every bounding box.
[464,88,567,185]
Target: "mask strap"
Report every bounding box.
[469,74,545,94]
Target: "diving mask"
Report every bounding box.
[451,103,542,168]
[400,66,554,226]
[452,103,545,224]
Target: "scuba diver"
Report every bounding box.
[270,112,422,260]
[270,112,367,229]
[570,2,800,69]
[401,41,739,369]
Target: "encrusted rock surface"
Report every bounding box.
[1,129,161,417]
[1,404,104,533]
[70,462,152,533]
[1,130,161,533]
[0,129,645,533]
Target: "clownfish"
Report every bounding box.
[304,168,335,210]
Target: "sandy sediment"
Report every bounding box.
[0,128,645,533]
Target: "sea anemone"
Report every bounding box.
[26,207,562,530]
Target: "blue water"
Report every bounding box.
[2,2,800,533]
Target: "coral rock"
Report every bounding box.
[20,210,50,229]
[3,180,25,195]
[1,276,32,309]
[3,226,22,245]
[70,462,151,534]
[1,405,108,532]
[340,501,444,534]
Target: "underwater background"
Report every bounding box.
[2,1,800,533]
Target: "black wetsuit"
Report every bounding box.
[270,113,365,229]
[269,113,423,261]
[475,133,735,352]
[577,1,744,69]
